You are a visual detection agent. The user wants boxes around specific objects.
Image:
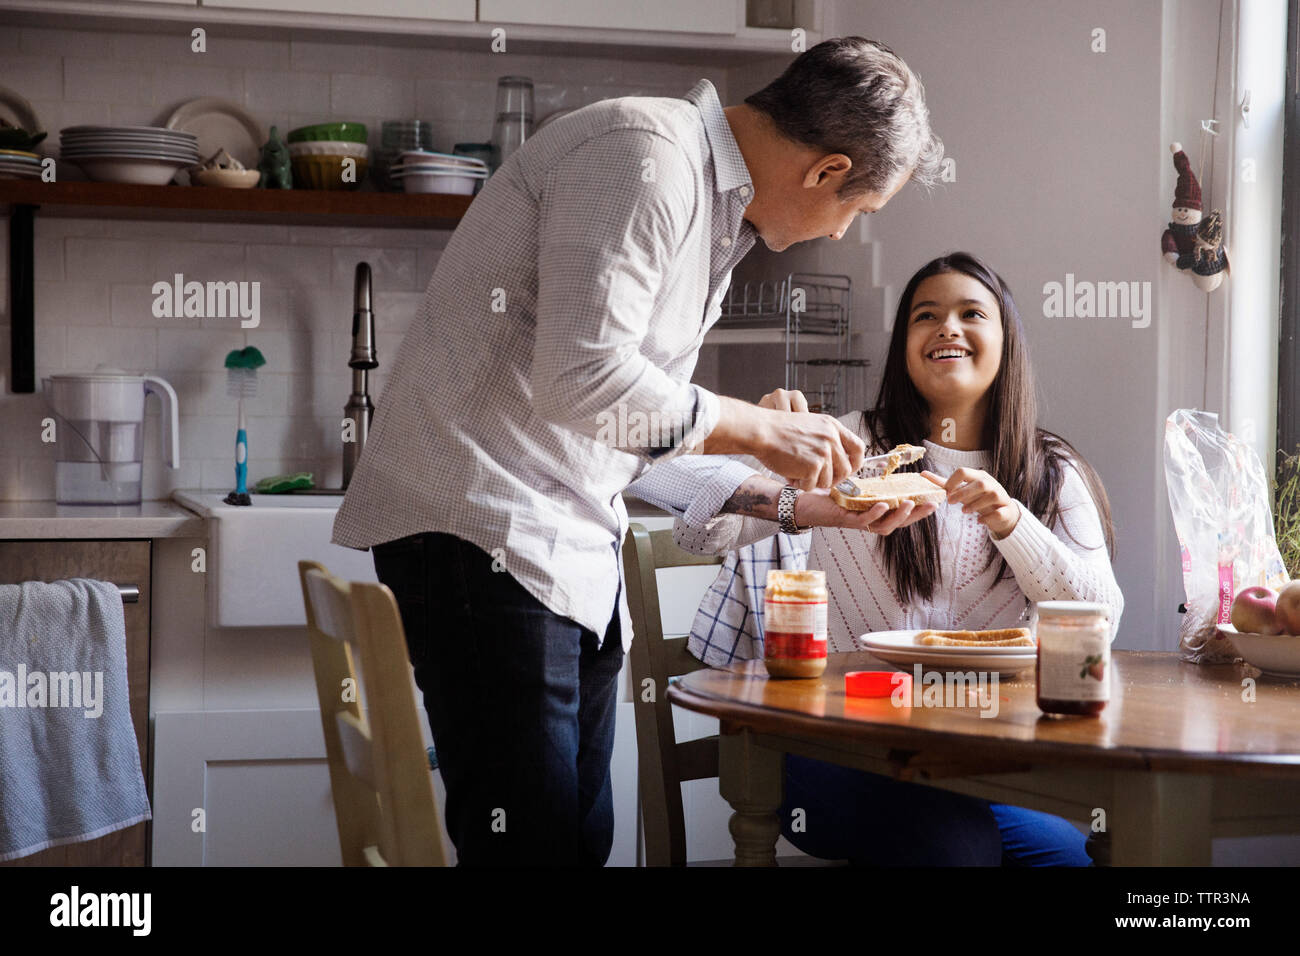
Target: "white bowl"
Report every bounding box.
[69,155,190,185]
[1218,625,1300,677]
[192,167,260,188]
[401,170,480,194]
[288,140,370,158]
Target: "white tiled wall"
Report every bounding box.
[0,24,729,499]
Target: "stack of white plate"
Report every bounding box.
[389,150,488,195]
[59,125,201,185]
[0,148,42,179]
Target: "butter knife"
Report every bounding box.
[833,444,927,496]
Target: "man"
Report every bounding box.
[333,36,943,866]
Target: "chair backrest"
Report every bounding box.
[298,559,447,867]
[622,522,724,867]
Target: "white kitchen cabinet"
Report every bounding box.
[479,0,735,35]
[0,0,815,51]
[199,0,475,20]
[151,707,465,865]
[152,702,640,865]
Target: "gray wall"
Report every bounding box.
[773,0,1195,654]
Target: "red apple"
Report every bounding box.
[1231,585,1282,635]
[1275,581,1300,635]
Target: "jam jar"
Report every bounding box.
[763,569,828,678]
[1035,600,1111,716]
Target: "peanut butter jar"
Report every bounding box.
[763,569,829,678]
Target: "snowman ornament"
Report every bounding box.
[1161,142,1229,292]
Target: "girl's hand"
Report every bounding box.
[921,468,1021,540]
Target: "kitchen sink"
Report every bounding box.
[172,489,378,628]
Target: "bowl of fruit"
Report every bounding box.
[1218,582,1300,677]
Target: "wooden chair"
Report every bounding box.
[622,522,725,866]
[298,559,447,867]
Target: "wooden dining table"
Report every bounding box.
[665,649,1300,866]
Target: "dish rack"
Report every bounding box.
[710,272,866,415]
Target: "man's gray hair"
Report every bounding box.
[745,36,943,197]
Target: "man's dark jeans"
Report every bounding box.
[371,531,624,866]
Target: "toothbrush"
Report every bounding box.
[223,346,266,506]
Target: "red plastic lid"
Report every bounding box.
[846,670,910,698]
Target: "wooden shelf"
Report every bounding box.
[2,180,472,393]
[0,180,473,228]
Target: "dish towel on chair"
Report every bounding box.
[0,578,152,861]
[686,532,810,668]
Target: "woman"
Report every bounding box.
[676,252,1124,865]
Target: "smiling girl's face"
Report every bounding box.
[904,271,1004,411]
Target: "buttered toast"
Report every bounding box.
[915,628,1034,647]
[830,472,947,511]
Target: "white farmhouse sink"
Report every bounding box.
[172,490,378,628]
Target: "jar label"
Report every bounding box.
[765,631,826,659]
[764,600,827,659]
[1038,634,1109,701]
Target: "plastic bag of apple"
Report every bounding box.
[1164,409,1290,663]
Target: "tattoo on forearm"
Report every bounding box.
[723,488,775,517]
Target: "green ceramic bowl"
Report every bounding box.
[287,122,367,144]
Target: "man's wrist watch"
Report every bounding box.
[777,485,807,535]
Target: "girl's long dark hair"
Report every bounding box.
[865,252,1116,604]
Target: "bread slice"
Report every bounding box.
[830,472,947,511]
[916,628,1034,647]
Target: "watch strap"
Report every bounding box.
[777,485,805,535]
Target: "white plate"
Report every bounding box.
[387,164,488,178]
[165,97,264,171]
[62,146,199,158]
[398,149,484,167]
[62,141,198,151]
[62,129,196,139]
[63,154,199,166]
[0,85,42,135]
[68,156,190,185]
[391,159,487,171]
[63,124,194,137]
[863,629,1037,655]
[859,629,1037,675]
[1218,625,1300,677]
[62,143,199,153]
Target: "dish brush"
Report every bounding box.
[223,346,266,506]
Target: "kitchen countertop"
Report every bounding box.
[0,500,206,539]
[0,492,669,540]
